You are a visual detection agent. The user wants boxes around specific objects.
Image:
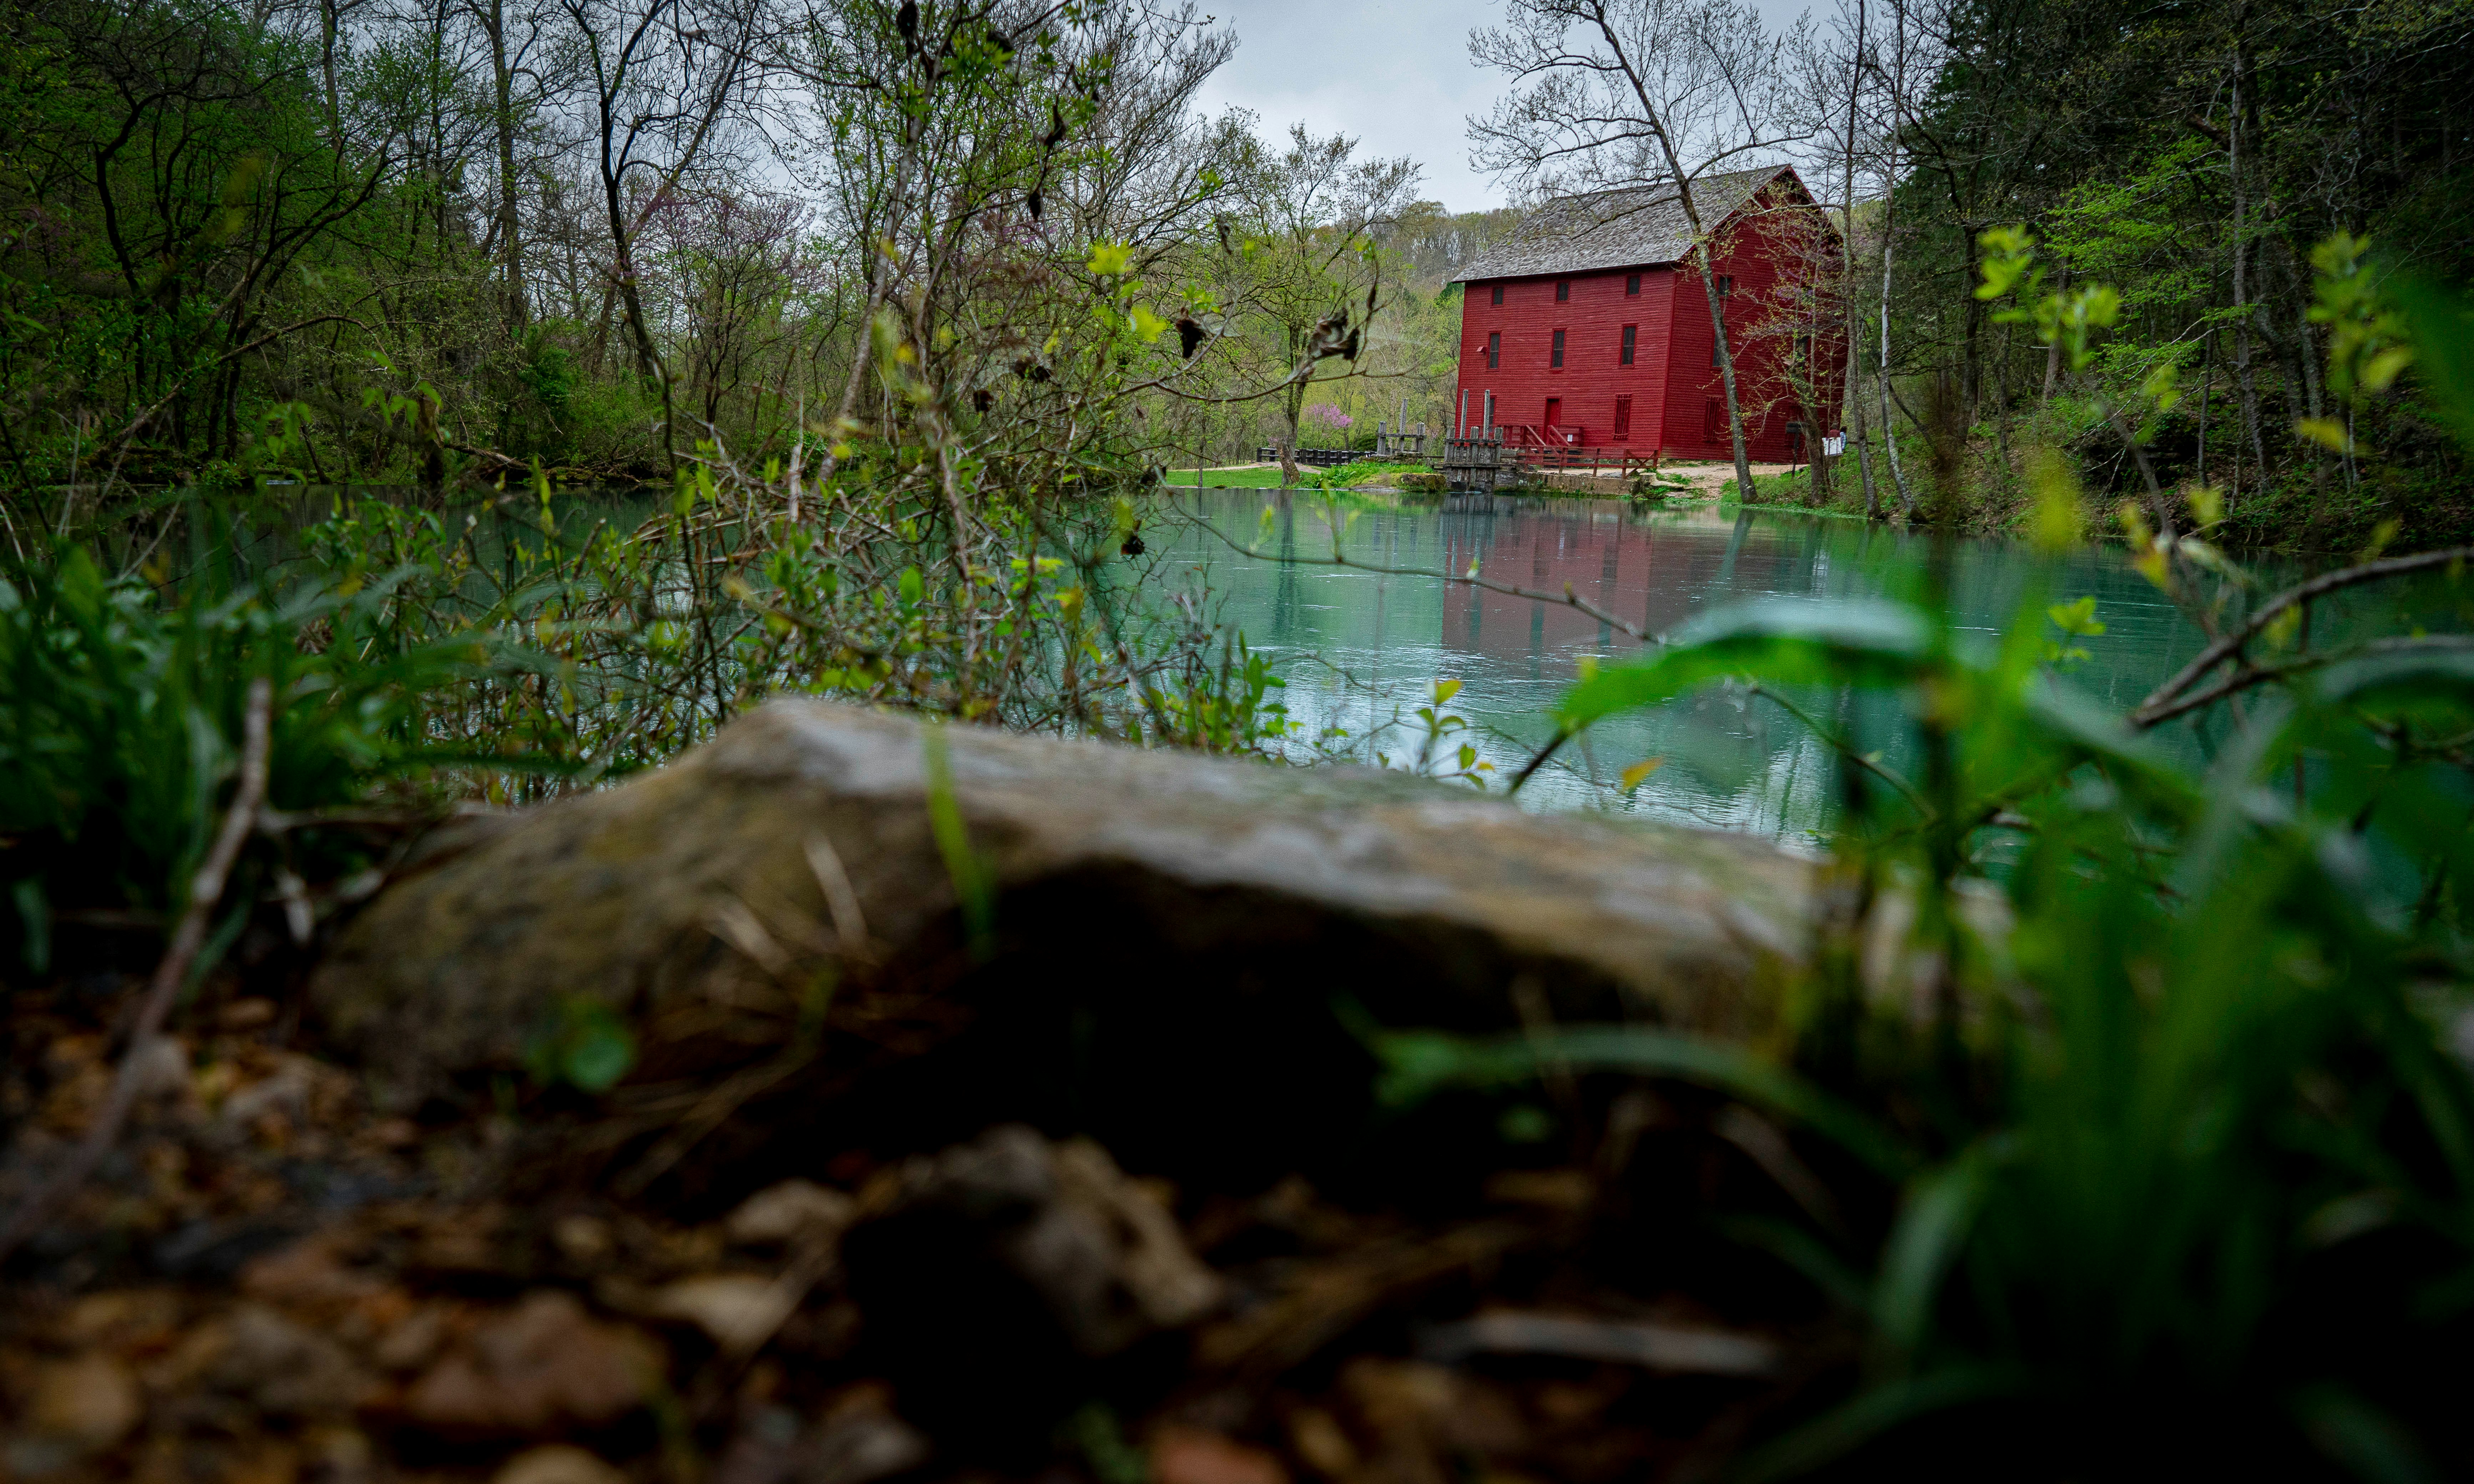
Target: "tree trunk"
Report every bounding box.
[320,0,343,153]
[2231,39,2264,511]
[1843,0,1879,519]
[1701,245,1757,501]
[1585,14,1757,499]
[2288,245,2331,524]
[2195,331,2212,486]
[1877,164,1915,519]
[488,0,525,334]
[1281,350,1307,486]
[1991,318,2011,487]
[1878,0,1918,519]
[2042,265,2065,401]
[1961,247,1982,429]
[603,173,673,471]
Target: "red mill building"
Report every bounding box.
[1450,166,1841,463]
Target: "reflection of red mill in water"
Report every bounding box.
[1437,506,1806,665]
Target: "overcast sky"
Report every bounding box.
[1190,0,1817,214]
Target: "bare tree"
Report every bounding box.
[1785,0,1882,514]
[1470,0,1804,499]
[469,0,568,333]
[567,0,765,471]
[1225,122,1420,484]
[1871,0,1917,517]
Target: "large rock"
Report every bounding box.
[309,702,1812,1178]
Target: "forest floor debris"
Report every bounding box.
[0,959,1816,1484]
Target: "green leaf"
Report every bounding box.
[1730,1367,2027,1484]
[2297,416,2350,452]
[1557,599,1936,729]
[562,1006,637,1093]
[2293,1386,2440,1484]
[1371,1023,1913,1180]
[1873,1144,1997,1365]
[12,877,49,976]
[526,998,636,1093]
[921,722,996,960]
[2045,596,2106,638]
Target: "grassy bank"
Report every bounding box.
[1165,461,1431,491]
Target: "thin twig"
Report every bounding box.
[1507,728,1576,794]
[2135,634,2474,728]
[0,677,274,1264]
[2134,545,2474,727]
[1748,683,1932,816]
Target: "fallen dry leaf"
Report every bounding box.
[1284,1407,1359,1478]
[21,1352,142,1451]
[725,1179,854,1246]
[403,1290,664,1437]
[648,1273,782,1352]
[1151,1424,1289,1484]
[1418,1310,1781,1377]
[240,1234,388,1310]
[193,1303,377,1418]
[493,1444,629,1484]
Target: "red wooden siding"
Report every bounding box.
[1456,267,1674,449]
[1454,190,1843,463]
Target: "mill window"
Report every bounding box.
[1491,284,1504,305]
[1619,324,1636,366]
[1486,331,1500,369]
[1555,280,1569,302]
[1625,273,1640,295]
[1550,329,1565,368]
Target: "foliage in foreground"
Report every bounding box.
[0,450,1303,977]
[1388,561,2474,1476]
[0,528,507,959]
[1375,234,2474,1479]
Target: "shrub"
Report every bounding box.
[1382,576,2474,1476]
[0,523,509,971]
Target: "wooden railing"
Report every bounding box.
[1436,437,1671,490]
[1254,446,1357,468]
[1520,445,1665,475]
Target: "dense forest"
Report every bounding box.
[0,0,1467,506]
[1836,0,2474,548]
[11,0,2464,544]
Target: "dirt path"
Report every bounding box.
[1530,459,1801,498]
[1649,460,1801,495]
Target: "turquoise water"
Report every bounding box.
[249,484,2383,843]
[1153,492,2271,841]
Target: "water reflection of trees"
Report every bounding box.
[1167,493,2224,828]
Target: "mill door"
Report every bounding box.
[1543,398,1562,436]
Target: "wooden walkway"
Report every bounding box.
[1438,437,1673,491]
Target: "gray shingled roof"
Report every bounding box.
[1450,166,1793,284]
